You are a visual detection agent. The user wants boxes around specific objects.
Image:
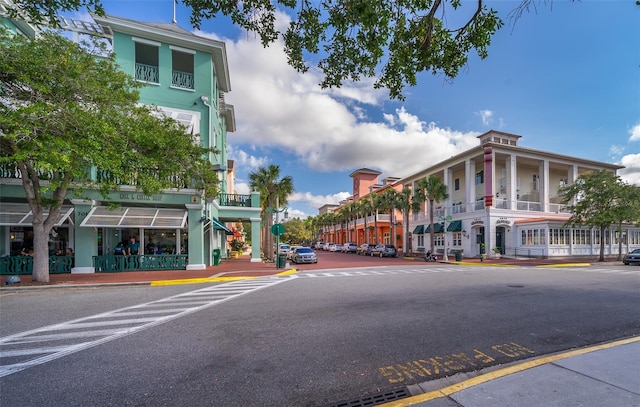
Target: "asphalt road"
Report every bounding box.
[1,261,639,407]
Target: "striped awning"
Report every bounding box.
[80,206,188,228]
[0,203,74,226]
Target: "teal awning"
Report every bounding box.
[412,225,424,234]
[447,220,462,232]
[424,223,444,233]
[212,217,233,235]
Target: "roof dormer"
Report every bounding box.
[477,130,521,146]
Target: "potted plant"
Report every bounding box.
[229,239,245,258]
[492,247,501,259]
[480,243,486,261]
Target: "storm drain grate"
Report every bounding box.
[325,387,410,407]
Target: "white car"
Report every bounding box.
[276,243,291,255]
[328,243,340,252]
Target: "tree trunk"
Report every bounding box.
[599,224,606,262]
[31,223,51,282]
[617,221,623,261]
[403,211,410,256]
[429,199,435,254]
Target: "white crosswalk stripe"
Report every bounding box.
[0,276,292,378]
[299,267,474,278]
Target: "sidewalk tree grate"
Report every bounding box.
[324,387,410,407]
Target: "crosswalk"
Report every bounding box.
[299,267,480,278]
[0,277,290,378]
[298,265,640,278]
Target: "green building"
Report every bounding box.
[0,7,263,274]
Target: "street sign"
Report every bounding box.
[271,223,285,236]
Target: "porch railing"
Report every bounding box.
[135,62,159,83]
[0,255,74,275]
[93,254,188,273]
[218,193,253,207]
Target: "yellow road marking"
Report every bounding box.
[150,269,298,286]
[150,276,257,286]
[276,269,298,276]
[380,336,640,407]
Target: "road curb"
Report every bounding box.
[379,335,640,407]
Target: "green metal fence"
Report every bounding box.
[0,254,188,275]
[0,256,74,275]
[92,254,188,272]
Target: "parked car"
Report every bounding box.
[274,243,291,255]
[329,243,340,252]
[287,246,302,260]
[342,242,358,253]
[371,244,397,257]
[292,247,318,264]
[623,248,640,265]
[357,244,373,256]
[315,241,325,250]
[322,242,331,251]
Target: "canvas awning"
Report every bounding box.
[424,223,444,233]
[412,225,424,234]
[80,206,188,228]
[447,220,462,232]
[211,217,233,235]
[0,203,74,226]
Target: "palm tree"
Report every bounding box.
[378,188,398,246]
[249,165,294,261]
[369,193,382,244]
[396,187,412,255]
[418,175,449,254]
[358,198,374,244]
[341,202,357,243]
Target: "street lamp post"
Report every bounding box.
[267,196,288,268]
[439,215,453,262]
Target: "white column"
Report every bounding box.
[508,154,517,210]
[541,160,549,212]
[465,159,474,212]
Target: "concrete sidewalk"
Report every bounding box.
[382,336,640,407]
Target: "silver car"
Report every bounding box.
[293,247,318,264]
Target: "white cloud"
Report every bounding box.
[197,26,479,180]
[227,145,268,171]
[477,109,493,126]
[618,153,640,186]
[629,124,640,142]
[289,191,352,208]
[233,181,251,195]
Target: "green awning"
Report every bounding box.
[424,223,444,233]
[212,217,233,235]
[412,225,424,234]
[447,220,462,232]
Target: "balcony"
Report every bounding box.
[218,193,253,207]
[135,63,159,83]
[172,70,194,90]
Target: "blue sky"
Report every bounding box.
[71,1,640,218]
